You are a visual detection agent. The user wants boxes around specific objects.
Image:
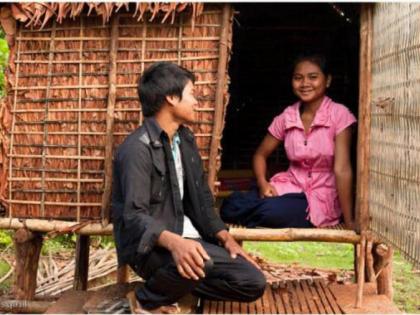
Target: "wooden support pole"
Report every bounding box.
[355,235,366,308]
[13,228,43,300]
[117,264,130,284]
[353,243,359,280]
[73,235,90,291]
[207,4,232,195]
[101,14,119,226]
[355,3,373,233]
[373,243,393,300]
[365,239,375,282]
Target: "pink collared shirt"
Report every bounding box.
[267,96,356,227]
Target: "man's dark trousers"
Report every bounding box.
[131,239,266,309]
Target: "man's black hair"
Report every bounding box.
[292,52,331,76]
[138,62,196,117]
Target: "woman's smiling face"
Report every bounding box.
[292,60,331,104]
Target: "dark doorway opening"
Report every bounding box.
[221,3,360,176]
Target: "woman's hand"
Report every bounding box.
[258,181,278,198]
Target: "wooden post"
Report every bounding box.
[354,6,373,306]
[355,4,373,233]
[365,238,375,282]
[373,243,393,300]
[101,14,119,226]
[355,235,366,308]
[73,235,90,291]
[117,264,130,284]
[13,228,43,300]
[207,4,233,195]
[353,243,358,280]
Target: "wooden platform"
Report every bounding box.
[44,279,400,314]
[202,279,342,314]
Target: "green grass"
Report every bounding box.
[0,258,11,293]
[245,241,354,270]
[244,241,420,313]
[393,251,420,314]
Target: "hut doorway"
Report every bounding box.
[221,3,360,179]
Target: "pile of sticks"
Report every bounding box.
[35,247,141,297]
[250,254,354,286]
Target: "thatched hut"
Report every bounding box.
[0,3,231,223]
[0,2,418,311]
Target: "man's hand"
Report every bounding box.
[216,230,261,270]
[158,231,210,280]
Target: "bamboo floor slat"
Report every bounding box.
[202,279,344,314]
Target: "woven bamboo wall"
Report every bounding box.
[1,6,232,221]
[370,3,420,268]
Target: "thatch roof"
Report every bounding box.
[3,3,204,29]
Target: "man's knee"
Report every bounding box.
[203,258,214,276]
[232,262,267,302]
[243,268,266,301]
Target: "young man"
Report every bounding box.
[112,62,266,313]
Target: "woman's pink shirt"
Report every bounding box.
[268,96,356,227]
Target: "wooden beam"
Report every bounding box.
[101,15,119,226]
[73,235,90,291]
[13,228,43,300]
[355,4,373,233]
[207,4,233,194]
[0,299,53,314]
[0,218,113,235]
[229,227,362,243]
[1,218,372,245]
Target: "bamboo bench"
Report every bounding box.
[0,218,392,310]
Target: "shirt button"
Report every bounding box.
[191,157,195,163]
[195,180,199,187]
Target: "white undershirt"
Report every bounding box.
[171,133,201,239]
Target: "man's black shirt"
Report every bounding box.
[111,118,227,268]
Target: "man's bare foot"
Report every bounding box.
[126,291,180,314]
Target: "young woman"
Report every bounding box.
[221,54,356,230]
